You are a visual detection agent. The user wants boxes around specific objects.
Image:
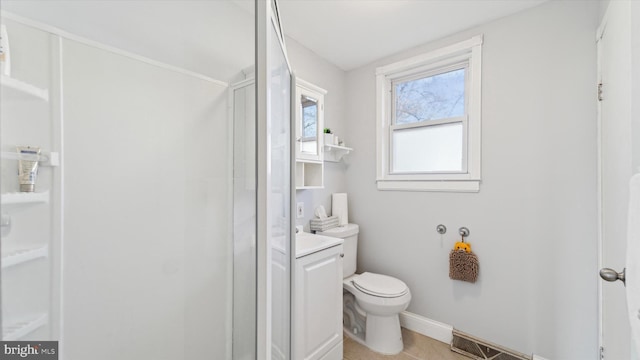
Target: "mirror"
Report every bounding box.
[296,79,326,162]
[301,95,319,155]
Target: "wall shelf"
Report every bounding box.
[2,245,48,269]
[324,144,353,162]
[1,75,49,102]
[296,160,323,189]
[3,314,48,341]
[1,24,57,344]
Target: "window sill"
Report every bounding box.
[376,180,480,192]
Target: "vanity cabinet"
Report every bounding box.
[293,243,343,360]
[295,79,326,189]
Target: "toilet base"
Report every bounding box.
[365,314,404,355]
[343,313,404,355]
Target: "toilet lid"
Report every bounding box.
[352,272,408,298]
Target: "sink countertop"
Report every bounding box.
[295,232,343,258]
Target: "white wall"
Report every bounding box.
[61,39,230,360]
[344,1,599,358]
[599,0,611,23]
[286,36,350,231]
[633,1,640,173]
[629,15,640,360]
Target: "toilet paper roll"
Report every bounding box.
[332,193,348,226]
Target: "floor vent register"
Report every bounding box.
[451,329,530,360]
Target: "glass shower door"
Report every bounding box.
[268,24,292,360]
[257,1,293,358]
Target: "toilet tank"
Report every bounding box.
[317,224,359,278]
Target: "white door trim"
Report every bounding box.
[596,10,607,357]
[596,1,635,358]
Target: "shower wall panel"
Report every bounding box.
[60,38,230,360]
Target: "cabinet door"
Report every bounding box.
[295,79,326,162]
[294,245,343,360]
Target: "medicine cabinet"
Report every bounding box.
[295,79,326,189]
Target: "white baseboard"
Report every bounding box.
[399,311,453,344]
[399,311,549,360]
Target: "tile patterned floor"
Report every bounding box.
[343,328,470,360]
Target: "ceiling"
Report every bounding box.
[1,1,549,80]
[278,0,549,71]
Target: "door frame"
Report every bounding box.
[596,1,638,358]
[596,12,606,358]
[256,0,294,358]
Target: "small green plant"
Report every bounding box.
[324,128,332,134]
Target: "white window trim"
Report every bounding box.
[376,35,483,192]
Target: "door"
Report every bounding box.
[597,1,639,359]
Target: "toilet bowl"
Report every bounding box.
[343,272,411,354]
[317,224,412,355]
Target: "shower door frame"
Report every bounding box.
[256,0,295,359]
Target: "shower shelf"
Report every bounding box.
[1,75,49,102]
[323,144,352,162]
[1,191,50,208]
[1,151,60,167]
[3,314,48,341]
[2,245,48,268]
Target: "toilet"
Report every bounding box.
[317,224,411,355]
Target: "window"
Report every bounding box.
[376,35,483,192]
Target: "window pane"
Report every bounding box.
[395,68,465,124]
[392,123,463,172]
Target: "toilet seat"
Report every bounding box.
[352,272,408,298]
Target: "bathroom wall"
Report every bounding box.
[286,36,349,231]
[598,0,611,22]
[344,1,599,359]
[633,2,640,174]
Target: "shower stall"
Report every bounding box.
[0,1,292,359]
